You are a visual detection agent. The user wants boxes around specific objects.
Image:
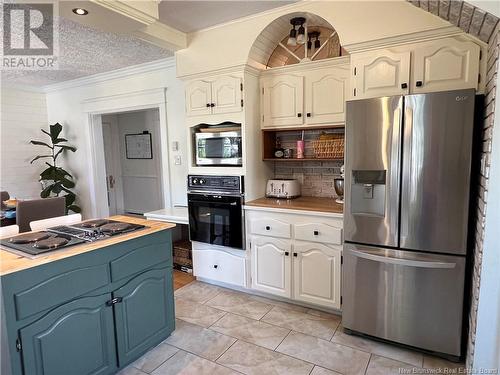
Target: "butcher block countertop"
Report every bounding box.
[244,196,343,217]
[0,215,175,276]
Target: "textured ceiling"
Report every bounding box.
[158,1,296,32]
[1,17,172,87]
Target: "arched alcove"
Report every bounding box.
[248,12,347,70]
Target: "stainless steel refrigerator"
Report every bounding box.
[343,89,475,360]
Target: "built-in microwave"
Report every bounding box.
[195,129,242,166]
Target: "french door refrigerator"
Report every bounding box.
[343,89,475,360]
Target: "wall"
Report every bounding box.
[176,1,450,77]
[45,59,187,218]
[0,87,49,200]
[468,25,500,368]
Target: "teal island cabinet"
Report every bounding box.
[0,216,176,375]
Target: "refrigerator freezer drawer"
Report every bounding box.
[342,244,466,357]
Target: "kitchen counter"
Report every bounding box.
[244,196,343,217]
[144,206,188,225]
[0,215,176,276]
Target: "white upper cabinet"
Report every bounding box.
[185,75,242,117]
[262,74,304,128]
[350,36,481,100]
[293,242,342,309]
[251,236,292,298]
[305,66,349,125]
[412,38,480,94]
[212,76,243,114]
[185,80,212,116]
[260,58,350,129]
[351,50,411,99]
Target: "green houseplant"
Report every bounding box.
[30,123,81,213]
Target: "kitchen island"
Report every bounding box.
[1,216,176,375]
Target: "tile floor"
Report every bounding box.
[119,280,465,375]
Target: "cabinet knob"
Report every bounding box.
[401,83,408,89]
[213,264,218,269]
[416,81,423,87]
[306,112,311,117]
[293,253,298,257]
[265,226,271,231]
[206,103,210,107]
[313,230,319,236]
[285,251,289,256]
[210,103,215,107]
[297,113,302,118]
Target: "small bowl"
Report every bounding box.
[3,199,18,209]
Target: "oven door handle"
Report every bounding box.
[188,199,240,206]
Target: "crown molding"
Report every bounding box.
[343,25,464,53]
[90,0,158,26]
[43,57,176,93]
[260,56,350,76]
[176,63,261,81]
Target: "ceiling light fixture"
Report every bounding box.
[72,8,88,16]
[307,31,320,50]
[288,17,306,47]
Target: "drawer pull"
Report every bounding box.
[314,230,319,236]
[265,226,271,231]
[285,252,289,256]
[106,297,123,306]
[213,265,218,269]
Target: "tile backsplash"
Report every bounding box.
[274,160,344,198]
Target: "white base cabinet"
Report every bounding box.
[246,209,343,310]
[192,242,247,287]
[251,236,292,298]
[293,242,341,309]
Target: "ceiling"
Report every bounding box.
[158,1,296,33]
[1,17,172,87]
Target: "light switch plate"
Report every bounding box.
[172,141,179,151]
[174,155,182,165]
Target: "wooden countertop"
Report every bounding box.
[244,196,344,215]
[0,215,176,276]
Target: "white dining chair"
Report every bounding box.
[30,213,82,231]
[0,224,19,238]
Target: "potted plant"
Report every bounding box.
[30,123,81,213]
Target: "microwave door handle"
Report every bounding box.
[349,249,456,269]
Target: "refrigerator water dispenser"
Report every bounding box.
[351,170,386,216]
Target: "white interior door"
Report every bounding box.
[101,121,119,215]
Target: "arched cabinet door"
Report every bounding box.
[185,80,212,116]
[212,76,243,114]
[293,242,342,309]
[113,267,174,367]
[305,66,349,125]
[20,294,118,375]
[412,37,480,94]
[261,74,304,127]
[250,236,292,298]
[351,50,411,99]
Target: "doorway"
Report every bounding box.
[101,108,164,216]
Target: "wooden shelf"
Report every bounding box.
[262,126,345,161]
[263,158,343,162]
[261,124,345,132]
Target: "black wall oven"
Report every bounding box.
[187,175,244,250]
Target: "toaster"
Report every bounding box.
[266,179,301,199]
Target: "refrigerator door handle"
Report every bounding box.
[349,249,456,269]
[401,105,413,244]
